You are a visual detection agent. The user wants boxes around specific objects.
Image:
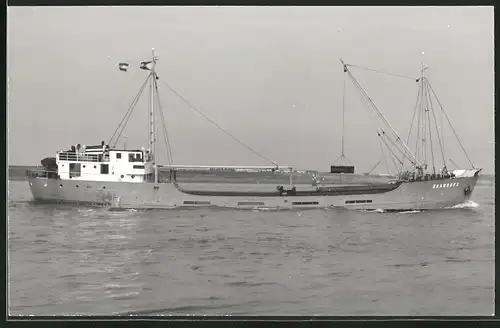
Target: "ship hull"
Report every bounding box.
[27,175,479,211]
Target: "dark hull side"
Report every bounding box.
[175,182,400,197]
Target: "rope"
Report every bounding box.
[157,78,278,167]
[379,137,391,174]
[426,79,475,168]
[377,131,403,169]
[333,69,352,166]
[425,80,447,168]
[345,67,417,166]
[154,77,174,165]
[108,74,150,146]
[340,70,347,157]
[345,75,409,170]
[380,130,405,166]
[401,80,422,172]
[345,64,418,81]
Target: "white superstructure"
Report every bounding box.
[55,144,154,183]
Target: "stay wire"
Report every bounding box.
[426,79,474,168]
[346,70,416,166]
[345,68,418,165]
[157,78,278,167]
[154,78,174,165]
[401,80,422,172]
[424,79,447,167]
[108,74,150,146]
[345,64,419,81]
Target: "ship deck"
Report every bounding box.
[175,182,401,197]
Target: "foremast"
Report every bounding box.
[340,59,479,181]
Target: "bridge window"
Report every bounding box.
[129,153,143,162]
[101,164,109,174]
[116,153,122,159]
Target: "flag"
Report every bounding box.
[140,61,153,71]
[118,62,129,72]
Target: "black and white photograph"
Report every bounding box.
[7,6,494,316]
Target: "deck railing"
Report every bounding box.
[26,168,59,179]
[57,152,109,163]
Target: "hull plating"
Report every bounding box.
[27,175,479,211]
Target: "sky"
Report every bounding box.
[7,6,495,173]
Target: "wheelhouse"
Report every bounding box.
[55,143,154,182]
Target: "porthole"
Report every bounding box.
[94,165,96,169]
[60,184,63,188]
[102,186,106,189]
[121,175,124,178]
[76,185,79,188]
[83,165,86,168]
[131,175,135,179]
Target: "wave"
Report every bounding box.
[447,200,480,209]
[361,209,385,213]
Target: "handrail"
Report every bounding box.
[26,168,59,179]
[58,153,108,163]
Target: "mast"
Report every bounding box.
[150,48,158,163]
[419,61,427,167]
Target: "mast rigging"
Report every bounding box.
[342,59,420,167]
[332,64,353,168]
[109,49,279,169]
[342,59,476,177]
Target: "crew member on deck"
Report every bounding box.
[440,164,448,176]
